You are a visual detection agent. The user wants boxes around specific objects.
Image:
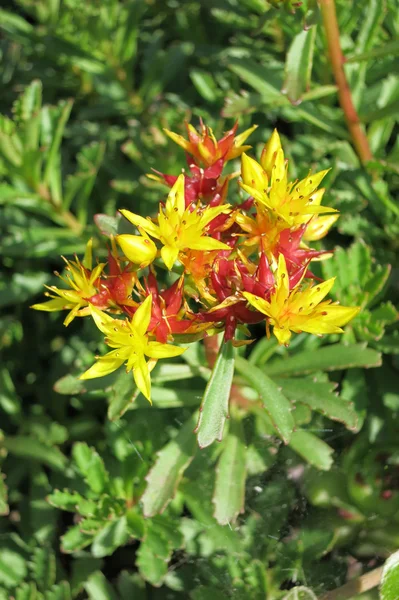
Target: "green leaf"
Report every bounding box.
[136,544,168,587]
[107,371,139,420]
[72,443,109,494]
[236,357,294,444]
[289,430,334,471]
[2,436,66,471]
[94,213,122,238]
[283,27,316,103]
[142,412,198,517]
[0,471,9,516]
[190,69,219,102]
[91,517,130,558]
[61,525,93,554]
[31,546,56,592]
[282,587,317,600]
[195,341,235,448]
[0,548,27,588]
[381,550,399,600]
[44,581,72,600]
[213,418,247,525]
[346,39,399,63]
[84,571,119,600]
[276,378,359,431]
[265,344,382,377]
[47,489,85,512]
[15,583,38,600]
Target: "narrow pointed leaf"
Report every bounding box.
[276,378,359,431]
[289,430,334,470]
[265,344,382,377]
[236,357,294,444]
[213,418,246,525]
[195,341,235,449]
[142,412,198,517]
[282,27,316,103]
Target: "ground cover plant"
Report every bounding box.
[0,0,399,598]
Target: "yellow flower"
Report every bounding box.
[117,230,157,267]
[80,296,186,402]
[119,175,231,270]
[239,129,337,228]
[243,254,360,345]
[31,240,105,326]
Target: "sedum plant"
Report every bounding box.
[33,122,359,404]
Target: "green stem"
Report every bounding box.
[319,0,373,163]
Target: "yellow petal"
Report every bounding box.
[117,234,157,267]
[233,124,258,148]
[133,357,152,403]
[241,153,268,190]
[119,209,160,239]
[161,245,179,270]
[272,323,292,346]
[31,298,70,312]
[189,238,231,251]
[146,342,186,359]
[79,352,125,380]
[307,278,336,307]
[83,238,93,270]
[274,254,289,306]
[243,292,272,317]
[260,129,282,177]
[132,295,152,336]
[63,303,83,327]
[89,304,116,334]
[163,129,192,154]
[303,214,339,241]
[166,174,185,217]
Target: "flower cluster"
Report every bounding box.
[32,122,359,401]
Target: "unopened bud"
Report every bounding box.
[117,234,157,267]
[260,129,282,178]
[241,153,268,190]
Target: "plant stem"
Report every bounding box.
[59,208,84,235]
[320,565,383,600]
[319,0,373,163]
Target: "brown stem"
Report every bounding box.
[319,565,383,600]
[319,0,373,163]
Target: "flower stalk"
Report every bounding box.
[319,0,373,163]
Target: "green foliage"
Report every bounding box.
[1,0,398,597]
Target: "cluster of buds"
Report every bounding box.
[32,122,359,402]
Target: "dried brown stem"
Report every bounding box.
[319,565,383,600]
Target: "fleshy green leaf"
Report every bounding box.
[2,436,66,471]
[381,550,399,600]
[276,378,359,431]
[213,418,247,525]
[283,27,316,103]
[142,412,198,517]
[72,443,109,494]
[47,489,85,512]
[289,430,334,471]
[265,344,382,377]
[195,341,235,448]
[84,571,119,600]
[91,517,130,558]
[236,357,294,444]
